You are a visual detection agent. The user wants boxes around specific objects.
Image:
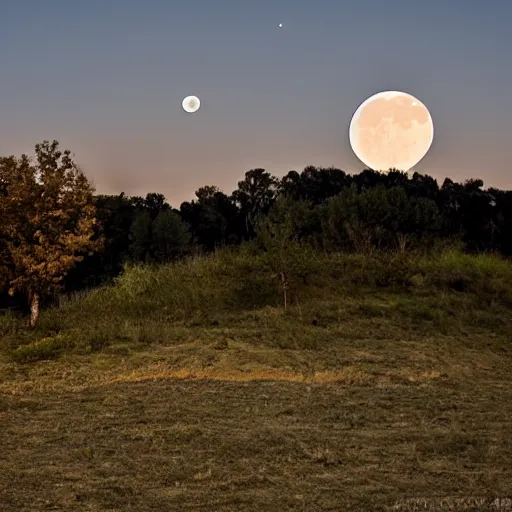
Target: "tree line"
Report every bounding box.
[1,141,511,325]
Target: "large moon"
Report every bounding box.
[182,95,201,113]
[349,91,434,173]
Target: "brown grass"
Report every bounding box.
[1,249,511,510]
[1,326,511,511]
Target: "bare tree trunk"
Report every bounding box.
[280,272,288,309]
[29,291,40,328]
[396,233,409,254]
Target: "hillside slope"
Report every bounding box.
[1,248,511,511]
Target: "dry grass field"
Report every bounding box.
[1,249,511,511]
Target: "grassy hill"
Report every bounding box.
[1,247,511,511]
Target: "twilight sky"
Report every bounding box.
[0,0,509,207]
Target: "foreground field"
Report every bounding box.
[1,249,512,510]
[1,339,512,511]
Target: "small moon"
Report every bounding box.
[349,90,434,173]
[182,95,201,113]
[278,23,283,28]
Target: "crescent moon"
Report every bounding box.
[349,90,434,172]
[182,95,201,113]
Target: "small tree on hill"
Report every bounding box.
[0,140,101,327]
[256,196,316,308]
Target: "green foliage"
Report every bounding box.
[10,334,73,363]
[2,243,510,363]
[420,249,512,306]
[2,143,512,330]
[152,210,191,262]
[231,168,279,237]
[322,184,441,252]
[256,197,318,307]
[130,210,153,262]
[129,208,191,264]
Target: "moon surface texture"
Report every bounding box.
[349,91,434,173]
[182,95,201,113]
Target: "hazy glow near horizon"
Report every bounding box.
[349,91,434,173]
[0,1,509,204]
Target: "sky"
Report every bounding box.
[0,0,510,207]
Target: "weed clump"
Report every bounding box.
[10,334,73,363]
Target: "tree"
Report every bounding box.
[129,210,153,262]
[0,141,101,327]
[180,186,241,251]
[322,184,442,253]
[384,186,441,251]
[152,210,191,262]
[386,169,410,189]
[143,193,170,221]
[409,172,439,200]
[283,166,351,205]
[353,169,388,191]
[322,184,371,252]
[256,196,316,308]
[63,192,137,290]
[231,169,279,239]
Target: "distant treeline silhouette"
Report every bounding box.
[1,141,511,318]
[65,166,511,290]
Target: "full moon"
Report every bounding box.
[182,95,201,113]
[349,91,434,173]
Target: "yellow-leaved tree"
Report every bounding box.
[0,140,102,327]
